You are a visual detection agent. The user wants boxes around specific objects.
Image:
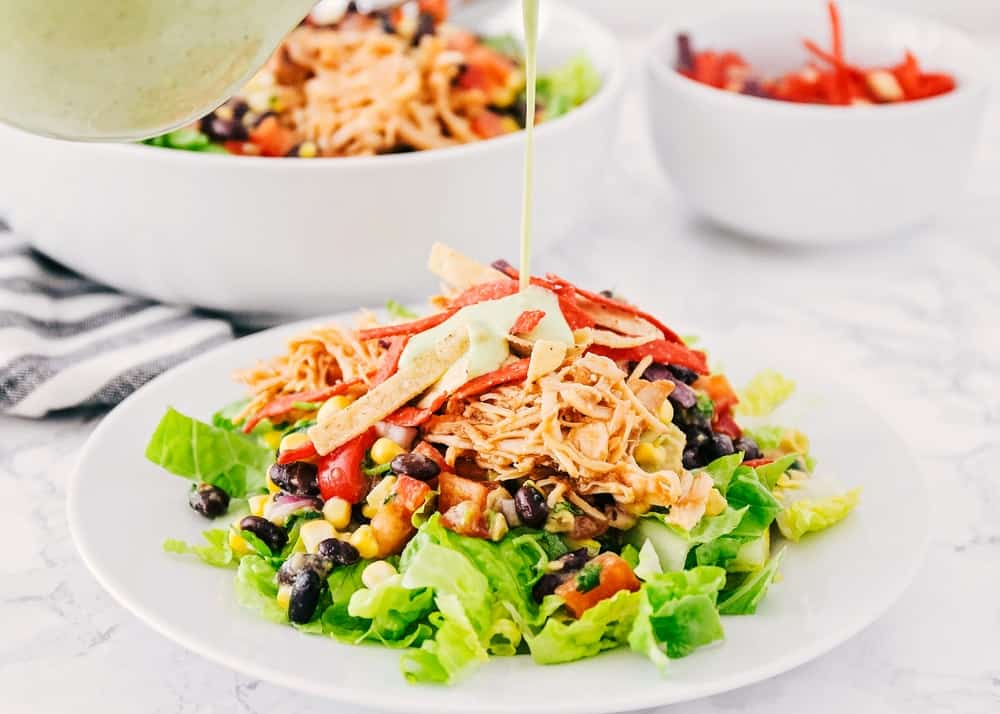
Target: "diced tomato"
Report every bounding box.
[743,457,774,468]
[713,406,743,440]
[243,380,359,433]
[438,471,490,513]
[316,428,377,503]
[589,340,709,375]
[373,336,408,387]
[413,441,448,473]
[510,310,546,335]
[371,502,416,556]
[248,115,297,157]
[276,441,318,465]
[450,359,530,402]
[358,309,457,341]
[223,140,249,155]
[470,111,507,139]
[555,553,641,618]
[694,374,739,413]
[394,475,433,513]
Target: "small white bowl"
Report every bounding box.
[643,2,991,244]
[0,1,622,318]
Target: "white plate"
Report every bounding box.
[67,314,928,714]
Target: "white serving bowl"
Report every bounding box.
[643,1,991,244]
[0,1,622,318]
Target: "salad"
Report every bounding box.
[143,0,599,157]
[147,244,860,684]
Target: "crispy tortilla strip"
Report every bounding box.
[583,327,657,349]
[308,331,469,454]
[581,301,663,342]
[428,242,507,291]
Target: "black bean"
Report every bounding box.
[532,573,565,603]
[238,516,288,553]
[514,485,549,528]
[555,549,590,572]
[316,538,361,567]
[288,570,323,624]
[205,116,249,142]
[734,436,762,461]
[390,453,440,481]
[229,99,250,119]
[708,433,735,459]
[412,12,435,45]
[277,553,333,586]
[682,446,702,470]
[268,462,319,496]
[188,483,230,519]
[666,364,699,384]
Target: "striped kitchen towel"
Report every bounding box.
[0,225,233,418]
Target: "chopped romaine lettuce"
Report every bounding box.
[143,127,227,153]
[527,589,639,664]
[234,555,286,623]
[163,529,235,568]
[718,548,786,615]
[776,487,860,542]
[634,539,663,581]
[145,407,272,497]
[736,369,796,417]
[535,55,601,119]
[348,574,436,647]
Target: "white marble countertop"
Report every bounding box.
[4,9,1000,714]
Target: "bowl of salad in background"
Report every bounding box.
[643,1,990,244]
[0,0,623,318]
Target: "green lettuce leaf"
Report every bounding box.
[736,369,796,417]
[776,488,861,542]
[527,590,640,665]
[145,407,272,497]
[348,574,436,647]
[754,454,800,490]
[628,566,726,670]
[725,467,782,538]
[142,127,227,153]
[234,555,286,623]
[701,453,743,494]
[744,425,785,451]
[718,548,786,615]
[536,55,601,119]
[163,529,235,568]
[318,562,369,640]
[634,540,663,581]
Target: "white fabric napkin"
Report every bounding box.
[0,226,233,418]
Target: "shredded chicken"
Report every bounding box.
[423,353,706,518]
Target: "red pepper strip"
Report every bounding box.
[450,358,531,402]
[372,336,408,387]
[743,458,774,468]
[358,309,457,341]
[545,275,683,344]
[803,39,864,78]
[243,381,359,433]
[713,407,742,439]
[510,310,546,335]
[892,51,922,98]
[828,0,850,105]
[384,392,448,428]
[277,441,318,465]
[589,340,709,375]
[450,278,518,307]
[316,428,378,503]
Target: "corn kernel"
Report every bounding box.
[349,525,379,560]
[705,487,727,517]
[300,519,337,553]
[317,395,353,423]
[361,560,398,589]
[361,504,378,520]
[248,494,270,517]
[266,475,282,494]
[370,438,405,465]
[322,497,352,530]
[279,431,311,453]
[634,442,667,471]
[228,529,255,557]
[779,429,810,457]
[262,430,282,450]
[658,399,674,424]
[276,584,292,610]
[298,141,318,158]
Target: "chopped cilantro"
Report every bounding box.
[575,562,603,593]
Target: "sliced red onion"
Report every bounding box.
[500,498,522,528]
[264,495,321,526]
[642,363,697,408]
[375,421,418,450]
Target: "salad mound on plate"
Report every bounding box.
[146,244,859,684]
